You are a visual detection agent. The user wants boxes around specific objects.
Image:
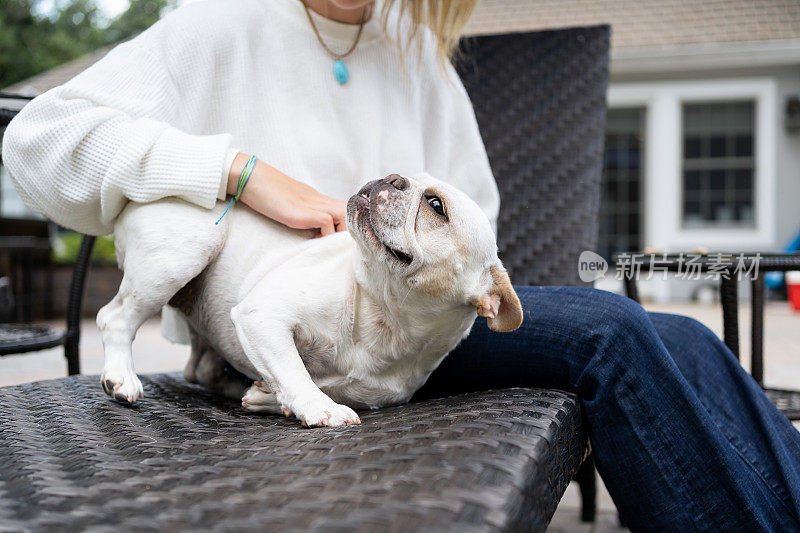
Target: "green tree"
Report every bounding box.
[104,0,171,45]
[0,0,173,89]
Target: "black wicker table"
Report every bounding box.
[0,373,586,532]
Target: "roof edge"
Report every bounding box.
[611,39,800,75]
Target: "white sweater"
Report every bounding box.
[2,0,499,236]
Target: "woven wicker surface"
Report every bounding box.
[0,373,585,532]
[456,26,609,287]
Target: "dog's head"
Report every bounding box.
[346,173,522,332]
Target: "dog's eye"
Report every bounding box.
[426,196,446,217]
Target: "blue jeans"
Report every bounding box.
[413,286,800,531]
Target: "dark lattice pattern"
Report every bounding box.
[456,26,609,286]
[0,374,586,532]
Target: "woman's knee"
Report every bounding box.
[548,287,655,363]
[650,313,717,341]
[505,287,669,390]
[552,288,669,395]
[517,286,647,328]
[573,287,651,335]
[649,312,734,372]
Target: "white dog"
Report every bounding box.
[97,173,523,427]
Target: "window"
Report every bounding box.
[0,124,41,219]
[599,108,644,261]
[682,101,755,227]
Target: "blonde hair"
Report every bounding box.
[379,0,479,64]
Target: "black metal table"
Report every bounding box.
[617,252,800,420]
[0,373,586,532]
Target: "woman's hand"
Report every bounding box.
[228,152,347,236]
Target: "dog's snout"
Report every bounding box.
[386,174,409,191]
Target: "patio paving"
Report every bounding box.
[1,298,797,531]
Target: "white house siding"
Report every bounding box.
[604,63,800,302]
[0,98,41,220]
[0,165,37,219]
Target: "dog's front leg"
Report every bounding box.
[230,303,360,427]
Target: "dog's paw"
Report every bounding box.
[100,367,143,404]
[292,397,361,427]
[241,384,282,414]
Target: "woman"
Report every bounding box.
[3,1,799,530]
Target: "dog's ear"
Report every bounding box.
[469,265,523,332]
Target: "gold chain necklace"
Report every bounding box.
[301,0,370,84]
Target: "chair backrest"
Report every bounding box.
[456,26,610,287]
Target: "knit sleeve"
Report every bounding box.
[421,61,500,234]
[1,15,232,236]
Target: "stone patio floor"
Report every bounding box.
[1,298,798,532]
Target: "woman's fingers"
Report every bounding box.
[317,213,336,237]
[329,200,347,232]
[307,198,346,235]
[293,208,344,237]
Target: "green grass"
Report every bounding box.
[51,231,117,266]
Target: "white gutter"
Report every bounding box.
[612,39,800,75]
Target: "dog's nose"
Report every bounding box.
[386,174,409,191]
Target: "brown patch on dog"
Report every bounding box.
[455,239,470,263]
[470,266,523,332]
[488,265,523,332]
[169,274,202,317]
[412,261,458,298]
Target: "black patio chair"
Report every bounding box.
[0,25,609,530]
[454,26,608,523]
[0,97,95,374]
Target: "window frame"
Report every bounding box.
[680,99,757,229]
[600,107,646,261]
[608,77,777,252]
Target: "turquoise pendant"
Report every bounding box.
[333,59,349,84]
